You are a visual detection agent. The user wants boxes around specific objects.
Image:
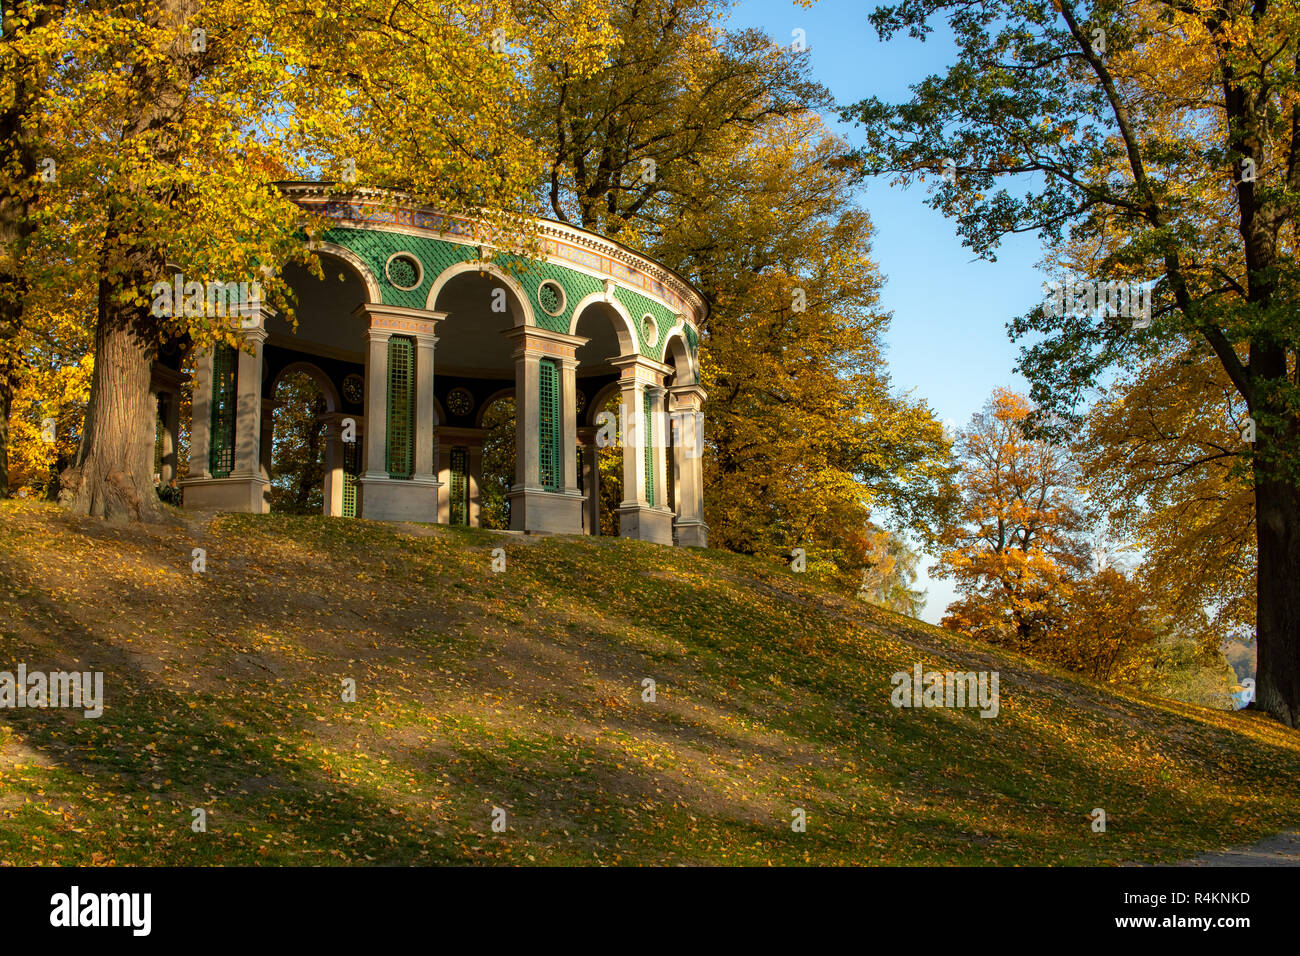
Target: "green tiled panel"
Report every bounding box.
[643,390,654,508]
[324,226,700,363]
[538,359,561,491]
[209,345,237,478]
[614,285,679,357]
[386,336,415,479]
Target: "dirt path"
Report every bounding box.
[1177,831,1300,866]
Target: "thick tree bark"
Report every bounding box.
[1254,469,1300,727]
[58,274,165,522]
[57,0,200,522]
[0,0,51,498]
[0,356,12,496]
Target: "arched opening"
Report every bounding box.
[432,267,525,529]
[258,252,370,518]
[477,393,516,529]
[661,334,693,524]
[593,389,623,535]
[662,333,693,386]
[275,254,370,357]
[269,368,331,514]
[573,301,635,536]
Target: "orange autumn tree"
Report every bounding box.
[1077,346,1256,646]
[1045,565,1160,682]
[937,389,1090,652]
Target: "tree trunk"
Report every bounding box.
[0,354,14,497]
[55,0,200,523]
[58,277,165,522]
[0,101,32,501]
[1254,469,1300,727]
[0,0,60,498]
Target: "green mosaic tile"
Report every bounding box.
[323,226,700,364]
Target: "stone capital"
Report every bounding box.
[610,353,672,384]
[667,383,707,408]
[503,326,589,362]
[354,303,445,342]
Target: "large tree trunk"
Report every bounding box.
[1254,469,1300,727]
[1,0,64,497]
[58,276,165,522]
[0,356,12,497]
[56,0,199,522]
[0,73,35,499]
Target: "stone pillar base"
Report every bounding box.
[181,476,270,513]
[674,518,709,548]
[508,488,584,535]
[358,476,439,522]
[618,504,675,545]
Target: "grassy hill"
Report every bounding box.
[1,499,1297,866]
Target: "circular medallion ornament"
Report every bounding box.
[384,252,423,291]
[342,374,364,405]
[446,387,474,418]
[538,279,566,316]
[641,313,658,348]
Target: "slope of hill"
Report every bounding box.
[1,500,1297,865]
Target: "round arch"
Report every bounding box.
[271,360,343,413]
[586,381,624,428]
[568,292,639,356]
[475,387,517,428]
[308,241,382,304]
[425,260,536,328]
[660,329,698,386]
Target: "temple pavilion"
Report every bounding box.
[153,184,707,547]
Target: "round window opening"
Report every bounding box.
[641,314,658,348]
[342,374,364,405]
[385,252,423,291]
[446,387,474,418]
[538,279,566,316]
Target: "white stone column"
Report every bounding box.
[648,383,668,511]
[182,307,274,513]
[361,325,391,481]
[413,331,438,482]
[259,399,279,486]
[617,373,647,508]
[668,384,708,547]
[323,421,342,517]
[561,355,579,496]
[354,304,443,522]
[161,391,181,482]
[610,354,675,544]
[513,344,541,496]
[503,326,588,534]
[436,444,450,524]
[578,430,600,535]
[188,349,215,479]
[317,411,352,518]
[150,362,184,485]
[232,326,266,484]
[468,444,483,527]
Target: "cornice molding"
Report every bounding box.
[279,182,708,331]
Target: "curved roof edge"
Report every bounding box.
[276,182,710,331]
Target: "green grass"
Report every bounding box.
[0,499,1296,865]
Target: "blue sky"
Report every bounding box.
[724,0,1047,622]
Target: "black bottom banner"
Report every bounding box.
[0,864,1285,943]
